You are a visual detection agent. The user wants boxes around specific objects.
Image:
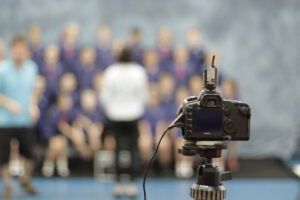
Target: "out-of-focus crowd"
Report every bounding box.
[0,23,240,178]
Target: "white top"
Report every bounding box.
[100,62,149,121]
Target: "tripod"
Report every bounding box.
[179,140,232,200]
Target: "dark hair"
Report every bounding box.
[11,35,27,47]
[118,47,133,63]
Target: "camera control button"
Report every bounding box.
[238,106,251,118]
[224,108,230,116]
[224,119,237,134]
[187,96,197,101]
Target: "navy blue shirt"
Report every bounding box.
[59,43,79,73]
[75,63,101,90]
[95,46,115,70]
[143,106,165,137]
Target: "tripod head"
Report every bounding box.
[179,141,232,200]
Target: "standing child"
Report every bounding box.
[42,45,64,103]
[174,87,194,178]
[96,24,114,69]
[186,28,205,75]
[143,50,161,83]
[28,24,44,71]
[59,23,80,73]
[157,27,173,72]
[139,85,163,164]
[171,46,194,87]
[130,28,144,65]
[75,47,100,90]
[155,73,177,169]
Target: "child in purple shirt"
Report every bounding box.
[143,50,161,83]
[170,46,194,87]
[157,27,173,72]
[59,23,80,73]
[173,87,194,178]
[42,45,65,102]
[58,72,79,106]
[72,89,104,160]
[186,28,206,75]
[42,93,76,178]
[155,73,177,169]
[75,47,100,90]
[34,76,50,142]
[130,28,144,65]
[28,25,45,72]
[189,75,204,96]
[95,25,114,69]
[139,85,163,164]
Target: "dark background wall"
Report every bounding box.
[0,0,299,159]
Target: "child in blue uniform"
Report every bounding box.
[95,25,114,69]
[72,89,104,160]
[42,45,64,103]
[186,28,206,75]
[58,72,79,106]
[143,50,161,83]
[189,75,204,96]
[171,46,194,87]
[157,27,173,72]
[34,76,50,141]
[130,28,144,65]
[139,85,163,164]
[59,23,80,73]
[111,39,125,62]
[41,93,76,177]
[173,87,194,178]
[75,47,101,90]
[155,73,177,169]
[28,25,44,73]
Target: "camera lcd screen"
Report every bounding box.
[192,108,223,134]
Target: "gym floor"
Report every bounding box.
[0,178,299,200]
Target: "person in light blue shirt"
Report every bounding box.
[0,59,38,127]
[0,36,39,199]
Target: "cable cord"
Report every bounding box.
[143,114,183,200]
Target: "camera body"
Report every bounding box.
[177,90,251,141]
[177,61,251,141]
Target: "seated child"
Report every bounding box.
[72,89,104,160]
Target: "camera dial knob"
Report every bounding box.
[238,106,251,118]
[223,119,237,134]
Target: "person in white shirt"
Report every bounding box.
[100,47,148,198]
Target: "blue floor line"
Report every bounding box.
[0,178,299,200]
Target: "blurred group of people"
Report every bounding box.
[0,22,241,198]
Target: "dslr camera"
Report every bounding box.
[177,58,251,141]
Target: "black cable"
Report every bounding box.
[143,114,183,200]
[211,55,215,68]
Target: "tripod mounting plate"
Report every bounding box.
[179,140,228,157]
